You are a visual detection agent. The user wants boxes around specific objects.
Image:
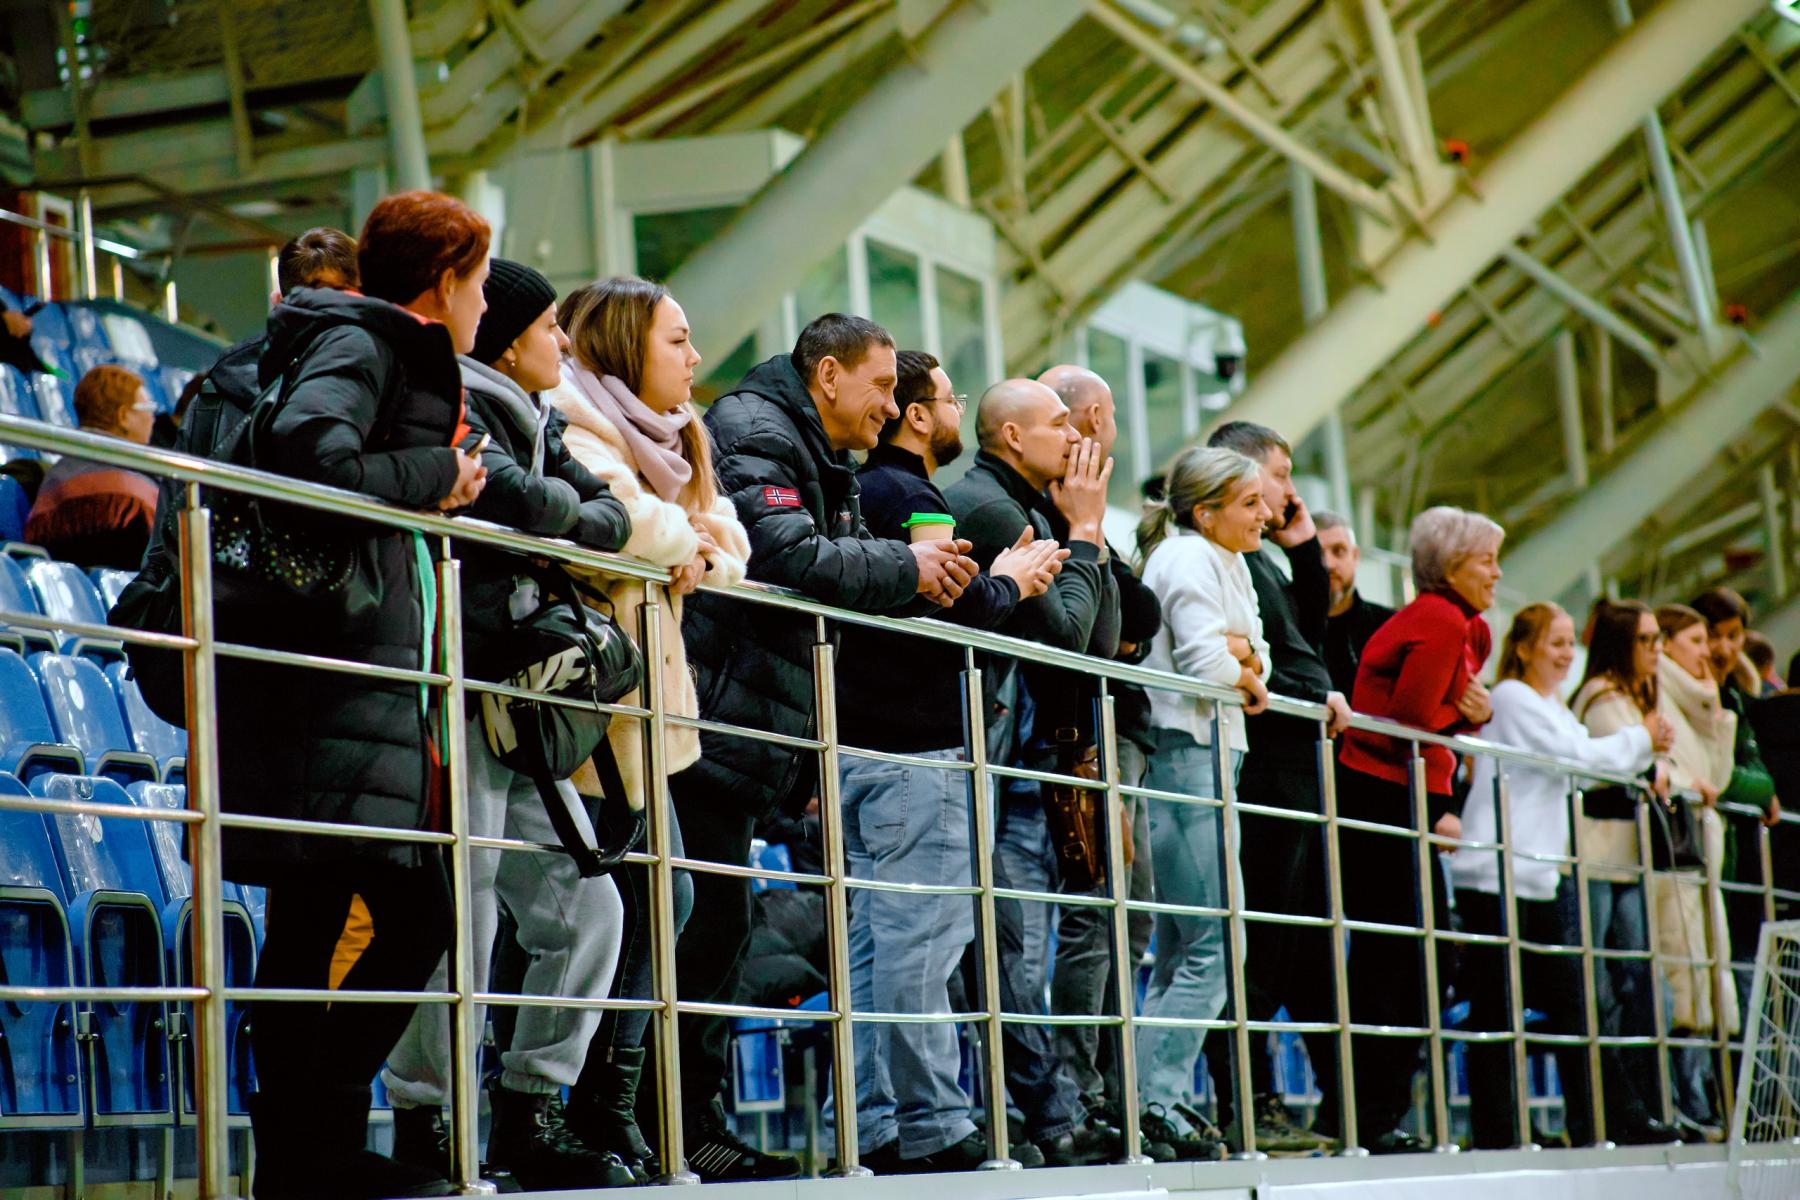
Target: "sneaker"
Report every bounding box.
[1239,1094,1338,1154]
[909,1130,989,1172]
[486,1088,637,1191]
[1036,1119,1123,1167]
[390,1105,451,1179]
[1143,1104,1225,1162]
[684,1110,803,1182]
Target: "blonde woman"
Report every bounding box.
[1132,444,1270,1147]
[551,276,749,1180]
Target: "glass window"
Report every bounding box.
[694,335,759,409]
[633,206,736,280]
[931,265,990,489]
[866,239,923,350]
[1086,329,1137,507]
[1144,349,1185,495]
[796,244,851,327]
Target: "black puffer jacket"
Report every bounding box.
[682,353,920,817]
[216,288,465,884]
[455,356,630,675]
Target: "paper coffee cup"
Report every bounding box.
[903,512,956,543]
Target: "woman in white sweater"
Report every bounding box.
[1653,603,1739,1132]
[551,277,750,1178]
[1568,598,1683,1143]
[1131,445,1271,1124]
[1450,603,1663,1149]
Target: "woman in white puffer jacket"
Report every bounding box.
[548,276,749,1179]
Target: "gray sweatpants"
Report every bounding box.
[382,716,623,1104]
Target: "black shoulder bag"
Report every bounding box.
[478,569,645,877]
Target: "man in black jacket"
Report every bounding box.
[946,378,1122,1165]
[1317,510,1393,696]
[1200,420,1352,1153]
[1036,365,1166,1137]
[836,351,1064,1173]
[673,314,978,1181]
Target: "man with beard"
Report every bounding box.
[1316,510,1393,697]
[834,350,1067,1172]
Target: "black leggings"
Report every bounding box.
[250,855,452,1095]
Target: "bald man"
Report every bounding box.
[1035,365,1174,1143]
[942,378,1125,1165]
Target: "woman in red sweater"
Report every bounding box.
[1335,505,1502,1152]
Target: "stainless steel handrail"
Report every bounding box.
[0,404,1787,1192]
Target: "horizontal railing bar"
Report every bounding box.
[667,713,826,752]
[0,792,201,822]
[216,811,456,845]
[0,985,205,1002]
[671,856,832,887]
[837,745,977,773]
[844,877,983,897]
[0,603,194,651]
[994,886,1114,909]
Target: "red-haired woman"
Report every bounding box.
[227,190,489,1200]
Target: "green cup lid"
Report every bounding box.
[902,512,956,528]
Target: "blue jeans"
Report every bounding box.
[996,792,1056,1011]
[1136,729,1242,1111]
[1579,878,1660,1125]
[840,749,979,1158]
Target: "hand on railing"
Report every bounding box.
[436,445,488,511]
[912,537,978,606]
[670,554,707,595]
[989,527,1069,600]
[1323,691,1352,738]
[1454,678,1493,725]
[1237,668,1269,715]
[1433,811,1462,853]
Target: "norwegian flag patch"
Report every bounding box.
[763,486,802,509]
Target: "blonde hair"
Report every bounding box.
[1136,445,1262,570]
[1410,505,1504,593]
[1497,602,1566,684]
[560,276,717,510]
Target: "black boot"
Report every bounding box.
[391,1105,451,1178]
[250,1087,453,1200]
[568,1046,656,1181]
[487,1086,638,1191]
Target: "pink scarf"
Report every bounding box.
[566,365,692,503]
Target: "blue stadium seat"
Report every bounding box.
[105,662,186,784]
[0,367,44,465]
[24,559,125,663]
[31,653,158,787]
[0,553,57,661]
[0,773,85,1129]
[157,366,193,416]
[64,306,112,354]
[33,772,173,1125]
[0,647,85,781]
[24,306,78,428]
[0,476,29,542]
[750,840,795,891]
[125,782,255,1120]
[90,569,135,611]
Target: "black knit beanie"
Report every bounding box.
[470,258,558,367]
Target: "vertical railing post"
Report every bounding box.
[180,487,237,1200]
[962,656,1019,1170]
[1759,822,1777,925]
[1701,822,1737,1130]
[1097,689,1150,1164]
[1492,766,1534,1148]
[1567,783,1609,1145]
[812,619,868,1177]
[1317,733,1363,1155]
[33,227,53,301]
[76,189,98,300]
[1636,797,1675,1123]
[1409,750,1452,1150]
[637,582,697,1184]
[1214,710,1258,1158]
[436,553,495,1196]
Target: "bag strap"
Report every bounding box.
[519,714,643,879]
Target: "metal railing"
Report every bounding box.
[2,195,181,315]
[0,410,1792,1196]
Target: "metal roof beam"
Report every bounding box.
[668,0,1085,359]
[1505,291,1800,599]
[1224,0,1763,448]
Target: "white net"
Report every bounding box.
[1728,921,1800,1200]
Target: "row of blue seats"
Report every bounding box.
[0,771,260,1130]
[0,291,193,464]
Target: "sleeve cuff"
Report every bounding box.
[1067,540,1102,562]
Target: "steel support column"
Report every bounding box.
[1506,291,1800,599]
[668,0,1083,360]
[1223,0,1761,446]
[1555,329,1588,491]
[1290,160,1352,516]
[367,0,431,192]
[1499,245,1665,366]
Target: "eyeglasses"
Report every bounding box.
[940,393,968,413]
